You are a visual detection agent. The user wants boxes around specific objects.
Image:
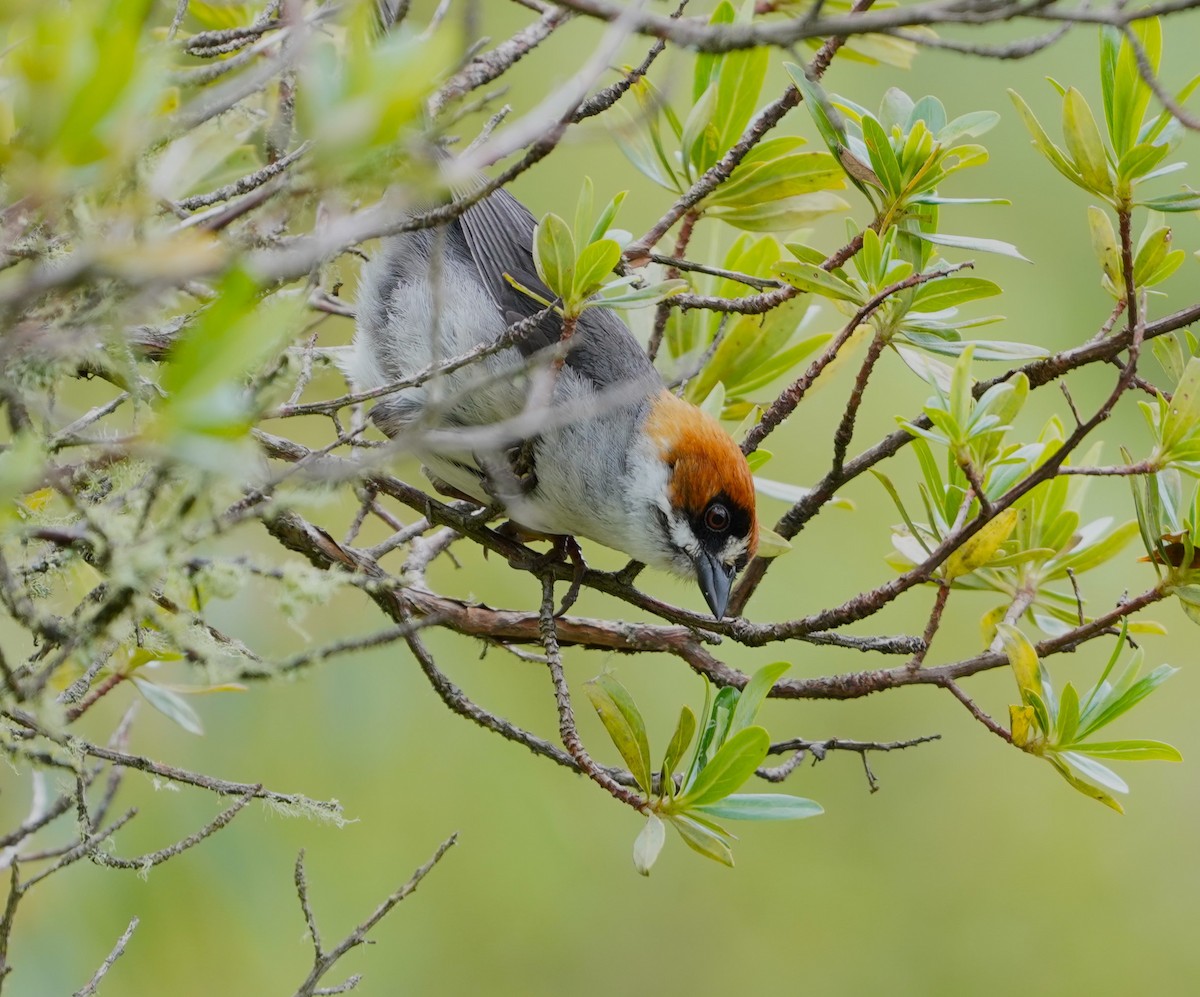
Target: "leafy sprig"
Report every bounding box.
[521,178,684,318]
[1009,21,1199,214]
[585,664,821,874]
[791,75,1013,261]
[883,351,1143,636]
[1000,624,1181,812]
[611,1,849,232]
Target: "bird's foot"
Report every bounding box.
[520,533,586,617]
[503,441,539,495]
[551,536,587,617]
[493,525,586,614]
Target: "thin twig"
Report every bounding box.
[72,917,139,997]
[290,836,458,997]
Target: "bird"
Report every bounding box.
[344,183,757,619]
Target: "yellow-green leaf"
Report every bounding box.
[1010,703,1037,748]
[1087,205,1123,290]
[534,212,575,300]
[998,622,1044,705]
[945,508,1018,579]
[1062,88,1113,196]
[584,674,652,795]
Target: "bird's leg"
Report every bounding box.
[550,535,586,617]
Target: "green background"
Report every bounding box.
[7,2,1200,994]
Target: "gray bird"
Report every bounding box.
[345,185,757,618]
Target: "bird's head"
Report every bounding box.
[633,390,758,619]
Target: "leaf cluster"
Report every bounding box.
[1000,624,1180,812]
[585,664,820,874]
[612,1,849,232]
[526,179,684,317]
[884,352,1141,636]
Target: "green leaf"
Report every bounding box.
[1133,226,1173,286]
[756,527,793,558]
[660,705,697,789]
[693,1,734,102]
[1051,519,1139,575]
[681,684,737,794]
[132,677,204,735]
[1140,72,1200,144]
[787,64,848,154]
[681,83,719,177]
[1046,754,1125,812]
[1100,27,1121,146]
[1111,17,1160,158]
[861,114,902,198]
[1159,357,1200,452]
[909,95,948,134]
[1056,682,1081,745]
[610,101,678,190]
[706,152,844,206]
[880,88,915,131]
[1087,205,1123,289]
[1062,87,1113,195]
[910,195,1012,206]
[669,813,735,867]
[632,813,666,875]
[873,471,931,554]
[0,434,46,511]
[678,726,771,808]
[573,238,621,299]
[788,65,883,201]
[910,276,1002,312]
[710,39,769,169]
[584,674,653,795]
[708,191,850,232]
[937,110,1001,146]
[745,450,772,472]
[729,661,790,737]
[1117,142,1170,183]
[1026,689,1053,738]
[1058,750,1130,794]
[998,623,1047,711]
[1008,90,1086,188]
[1065,739,1182,762]
[694,794,824,821]
[162,267,260,400]
[1136,191,1200,213]
[911,230,1032,263]
[572,176,595,250]
[774,260,863,302]
[732,333,834,395]
[533,212,575,299]
[588,190,627,246]
[1079,664,1179,738]
[159,267,302,446]
[1141,249,1184,287]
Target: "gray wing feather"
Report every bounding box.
[455,187,660,390]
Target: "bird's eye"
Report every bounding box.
[704,503,730,532]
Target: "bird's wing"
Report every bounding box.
[455,186,659,390]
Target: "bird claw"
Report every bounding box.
[552,537,587,617]
[520,534,586,616]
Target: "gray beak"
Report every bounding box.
[694,551,735,620]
